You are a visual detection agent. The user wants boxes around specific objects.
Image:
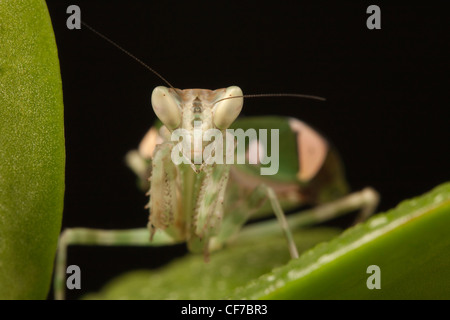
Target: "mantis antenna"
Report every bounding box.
[214,93,326,106]
[81,21,325,102]
[81,21,175,89]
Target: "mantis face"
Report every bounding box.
[151,86,244,130]
[151,86,243,163]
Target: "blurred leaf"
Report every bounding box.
[0,0,65,299]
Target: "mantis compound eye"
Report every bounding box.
[151,86,182,130]
[213,86,243,130]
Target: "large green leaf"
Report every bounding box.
[232,182,450,299]
[86,182,450,300]
[85,228,340,300]
[0,0,65,299]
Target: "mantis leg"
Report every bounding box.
[54,228,177,300]
[125,150,151,191]
[232,187,379,246]
[351,187,380,224]
[287,187,380,228]
[262,185,300,259]
[210,184,300,259]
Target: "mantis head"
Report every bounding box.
[151,86,244,132]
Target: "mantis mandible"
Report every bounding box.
[54,22,379,300]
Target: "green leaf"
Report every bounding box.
[0,0,65,299]
[84,228,340,299]
[232,182,450,299]
[86,183,450,300]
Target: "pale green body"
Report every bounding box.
[138,114,350,255]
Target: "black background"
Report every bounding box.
[45,0,449,299]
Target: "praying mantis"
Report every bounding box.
[53,22,379,300]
